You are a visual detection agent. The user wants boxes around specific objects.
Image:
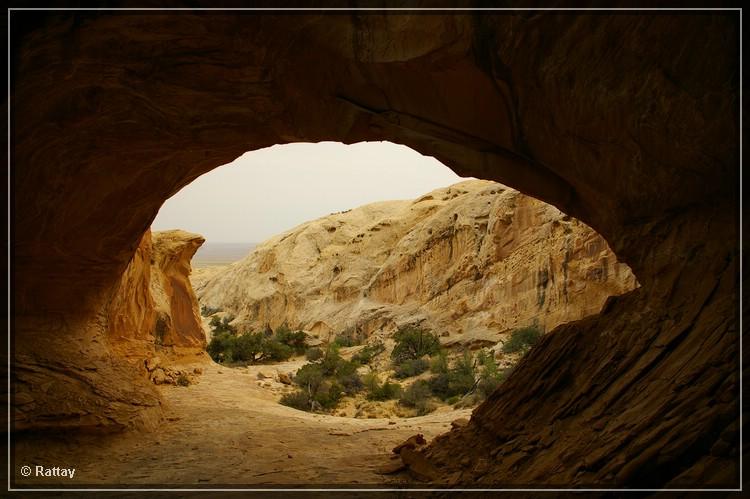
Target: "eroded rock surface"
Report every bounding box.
[197,180,636,345]
[14,229,208,431]
[149,230,208,349]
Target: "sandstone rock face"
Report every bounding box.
[196,180,636,345]
[149,230,208,349]
[12,12,738,487]
[107,229,207,355]
[16,228,208,430]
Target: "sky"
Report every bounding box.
[152,141,467,243]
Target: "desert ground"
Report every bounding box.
[14,355,470,488]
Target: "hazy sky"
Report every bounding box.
[152,142,466,243]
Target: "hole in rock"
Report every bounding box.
[89,140,638,482]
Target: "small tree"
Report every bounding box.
[476,349,506,398]
[391,326,441,364]
[207,332,235,363]
[502,326,542,354]
[305,347,324,361]
[351,341,385,365]
[209,315,236,335]
[394,357,429,379]
[399,380,435,415]
[333,327,366,347]
[275,326,307,355]
[233,332,265,362]
[428,350,476,401]
[430,350,449,374]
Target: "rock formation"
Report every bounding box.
[13,229,207,431]
[107,229,207,356]
[196,180,636,347]
[12,11,738,487]
[149,230,208,349]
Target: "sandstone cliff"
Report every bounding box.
[195,180,636,346]
[106,229,207,359]
[150,230,208,349]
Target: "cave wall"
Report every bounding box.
[11,11,738,486]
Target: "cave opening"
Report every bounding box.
[14,137,639,486]
[11,11,738,490]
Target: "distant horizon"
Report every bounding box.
[152,141,466,243]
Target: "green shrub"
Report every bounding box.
[338,370,364,395]
[285,354,361,413]
[399,380,435,415]
[477,376,504,399]
[320,344,344,375]
[476,349,507,398]
[294,363,325,394]
[333,327,367,347]
[391,326,441,364]
[233,332,265,362]
[428,350,476,401]
[261,339,294,361]
[275,325,308,355]
[305,347,324,361]
[207,332,236,363]
[206,323,307,364]
[430,351,449,374]
[209,315,236,335]
[363,371,380,393]
[502,326,542,354]
[351,341,385,365]
[364,373,402,401]
[316,381,344,409]
[393,357,429,379]
[280,390,312,411]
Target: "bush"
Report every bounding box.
[364,372,402,401]
[394,357,429,379]
[206,324,307,364]
[502,326,542,354]
[338,370,364,395]
[333,327,367,347]
[476,349,507,398]
[446,395,460,405]
[275,325,308,355]
[233,332,265,362]
[209,315,236,335]
[316,381,344,409]
[351,341,385,365]
[207,332,236,363]
[428,350,476,401]
[399,380,435,415]
[280,390,312,411]
[430,351,449,374]
[284,350,362,413]
[294,363,325,394]
[261,339,294,361]
[391,326,442,364]
[305,347,324,361]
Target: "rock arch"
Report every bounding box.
[12,12,738,486]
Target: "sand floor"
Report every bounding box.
[13,358,471,488]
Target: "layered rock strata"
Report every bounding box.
[197,180,636,347]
